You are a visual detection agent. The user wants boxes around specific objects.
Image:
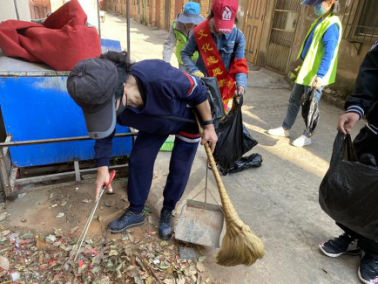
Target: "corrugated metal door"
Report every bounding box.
[243,0,268,64]
[265,0,301,73]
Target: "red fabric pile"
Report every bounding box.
[0,0,101,71]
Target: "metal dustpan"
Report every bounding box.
[175,167,224,248]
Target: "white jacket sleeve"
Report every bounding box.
[162,25,176,63]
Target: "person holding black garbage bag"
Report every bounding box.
[67,51,217,240]
[268,0,341,147]
[319,41,378,284]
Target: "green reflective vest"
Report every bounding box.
[173,21,199,65]
[295,14,342,86]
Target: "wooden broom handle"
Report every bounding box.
[193,112,244,226]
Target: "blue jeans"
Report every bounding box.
[282,83,322,137]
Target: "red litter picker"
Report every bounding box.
[69,170,116,262]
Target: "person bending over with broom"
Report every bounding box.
[67,51,217,240]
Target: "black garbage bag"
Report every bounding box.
[213,97,258,171]
[301,88,320,134]
[319,132,378,241]
[201,77,226,124]
[220,153,263,175]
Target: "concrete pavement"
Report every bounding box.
[105,13,365,284]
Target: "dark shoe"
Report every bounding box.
[159,209,173,240]
[108,208,145,233]
[319,233,360,257]
[358,253,378,284]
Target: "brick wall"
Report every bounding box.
[104,0,133,17]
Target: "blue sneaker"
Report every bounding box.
[359,253,378,284]
[159,209,173,240]
[108,208,145,233]
[319,233,361,257]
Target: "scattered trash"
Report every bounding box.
[179,245,197,259]
[198,256,207,262]
[144,206,153,213]
[21,218,27,223]
[221,153,263,175]
[148,216,155,224]
[82,199,92,204]
[0,212,7,222]
[0,225,209,283]
[0,256,9,270]
[18,193,27,199]
[56,212,65,218]
[46,234,57,243]
[104,201,114,207]
[10,271,20,280]
[196,262,205,272]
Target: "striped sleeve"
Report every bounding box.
[346,105,364,119]
[182,73,207,105]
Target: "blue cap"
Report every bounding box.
[302,0,324,6]
[177,2,205,25]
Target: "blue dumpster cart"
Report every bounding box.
[0,39,134,198]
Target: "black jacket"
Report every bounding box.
[345,41,378,127]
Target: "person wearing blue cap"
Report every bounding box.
[163,1,205,71]
[268,0,341,147]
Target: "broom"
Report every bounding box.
[194,113,265,266]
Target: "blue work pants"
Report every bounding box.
[127,131,199,213]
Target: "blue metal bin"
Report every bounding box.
[0,40,132,168]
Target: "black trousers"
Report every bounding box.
[353,125,378,160]
[336,125,378,257]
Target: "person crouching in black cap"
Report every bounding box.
[67,51,217,240]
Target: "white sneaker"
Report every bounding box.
[267,126,290,137]
[291,135,312,147]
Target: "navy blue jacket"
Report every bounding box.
[95,60,207,167]
[345,41,378,127]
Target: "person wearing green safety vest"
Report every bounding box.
[268,0,342,147]
[163,1,204,71]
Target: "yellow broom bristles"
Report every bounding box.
[216,224,265,266]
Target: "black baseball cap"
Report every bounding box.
[67,58,119,139]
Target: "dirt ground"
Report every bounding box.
[0,12,368,284]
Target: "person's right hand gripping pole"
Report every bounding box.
[95,166,114,201]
